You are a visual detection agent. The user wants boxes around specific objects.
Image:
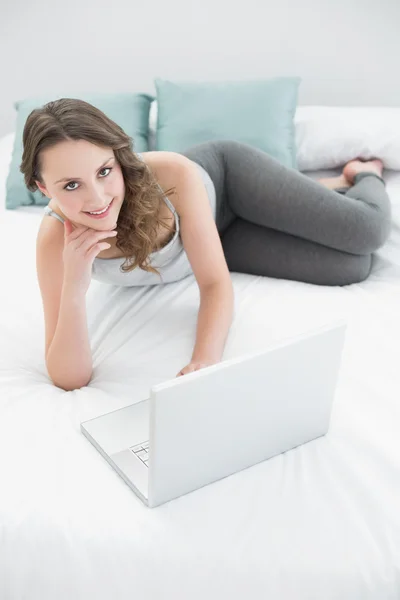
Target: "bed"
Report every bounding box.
[0,129,399,599]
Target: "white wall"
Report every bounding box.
[1,0,399,138]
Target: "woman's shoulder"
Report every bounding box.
[37,201,65,247]
[45,200,66,220]
[139,150,193,172]
[138,151,195,214]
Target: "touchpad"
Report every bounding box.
[81,399,149,455]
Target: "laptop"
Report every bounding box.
[80,319,347,508]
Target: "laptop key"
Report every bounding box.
[130,445,143,453]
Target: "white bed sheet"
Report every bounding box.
[0,133,400,600]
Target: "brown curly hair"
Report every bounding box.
[20,97,176,276]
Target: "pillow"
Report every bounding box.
[6,92,154,210]
[295,106,400,171]
[154,77,301,168]
[0,133,15,206]
[148,100,158,151]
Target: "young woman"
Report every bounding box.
[22,98,391,391]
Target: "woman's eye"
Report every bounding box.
[64,182,78,191]
[64,167,112,191]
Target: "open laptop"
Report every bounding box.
[81,319,346,508]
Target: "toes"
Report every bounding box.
[373,158,384,169]
[342,164,356,183]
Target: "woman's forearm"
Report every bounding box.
[46,284,93,391]
[191,279,234,363]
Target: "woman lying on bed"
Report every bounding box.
[20,99,391,391]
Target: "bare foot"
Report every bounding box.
[317,174,351,190]
[342,158,383,185]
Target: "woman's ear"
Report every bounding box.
[35,180,50,198]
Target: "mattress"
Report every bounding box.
[0,132,399,599]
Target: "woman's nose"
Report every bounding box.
[85,183,111,207]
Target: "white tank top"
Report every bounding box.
[43,154,217,286]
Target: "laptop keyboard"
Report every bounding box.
[129,440,149,467]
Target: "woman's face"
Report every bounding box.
[36,139,126,230]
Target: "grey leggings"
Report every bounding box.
[181,140,392,286]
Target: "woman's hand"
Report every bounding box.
[63,219,117,296]
[176,359,217,377]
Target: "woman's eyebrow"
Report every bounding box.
[54,156,114,184]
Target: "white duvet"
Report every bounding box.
[1,133,400,600]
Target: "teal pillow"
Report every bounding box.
[155,77,300,168]
[6,92,154,209]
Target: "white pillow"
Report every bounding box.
[295,106,400,171]
[148,100,157,151]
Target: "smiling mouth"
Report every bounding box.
[83,198,114,216]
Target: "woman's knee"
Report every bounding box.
[365,216,392,253]
[325,254,373,285]
[350,219,392,255]
[346,187,392,254]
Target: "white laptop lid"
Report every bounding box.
[147,320,346,507]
